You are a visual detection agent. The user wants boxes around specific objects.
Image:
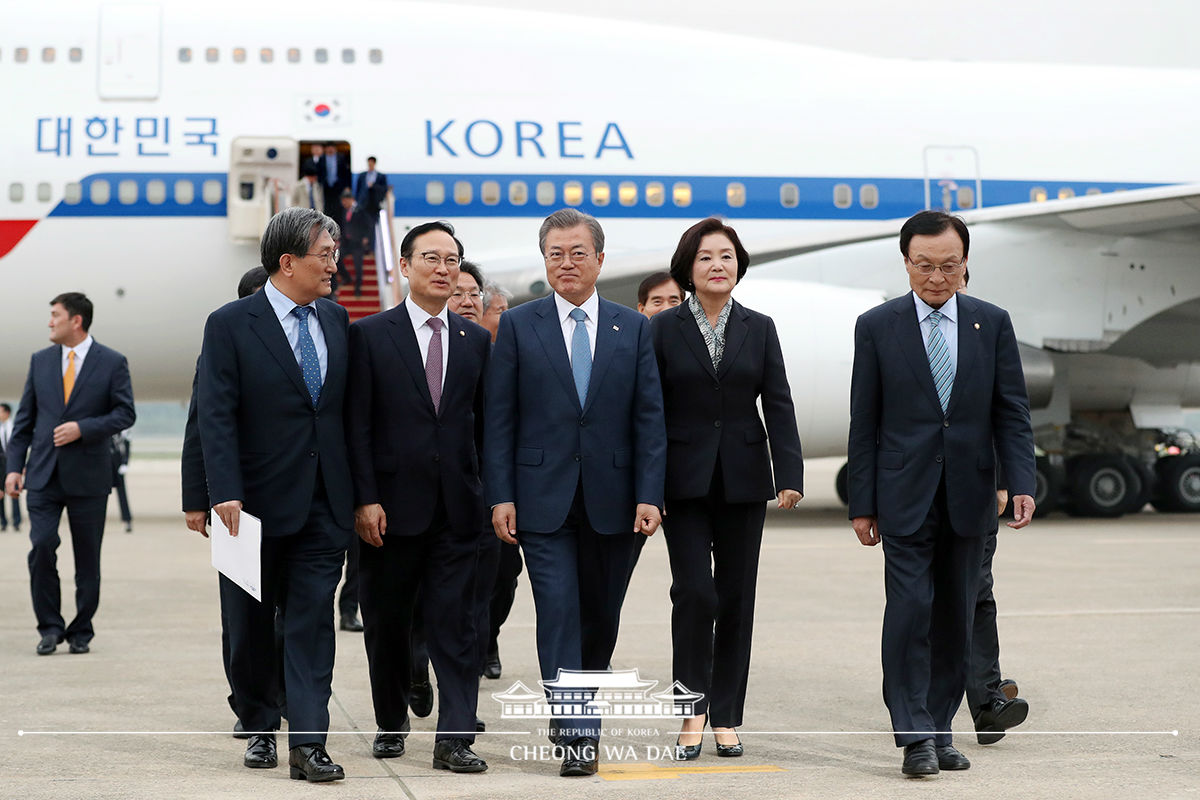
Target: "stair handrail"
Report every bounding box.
[374,189,403,312]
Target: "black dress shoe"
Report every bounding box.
[483,649,502,680]
[975,696,1029,745]
[36,633,62,656]
[433,738,488,773]
[901,740,938,776]
[560,737,599,777]
[339,612,363,632]
[68,639,90,654]
[373,729,406,758]
[410,680,434,718]
[476,716,486,732]
[244,734,278,768]
[233,720,250,740]
[999,678,1019,700]
[936,744,970,770]
[288,743,344,782]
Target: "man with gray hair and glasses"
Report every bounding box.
[198,206,354,782]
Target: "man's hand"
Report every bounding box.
[493,503,518,545]
[1007,494,1035,529]
[852,515,880,546]
[4,472,22,498]
[52,421,82,447]
[634,503,662,536]
[355,503,387,547]
[996,489,1009,517]
[213,500,243,536]
[777,489,802,510]
[185,510,209,537]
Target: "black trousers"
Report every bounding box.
[113,474,131,524]
[221,576,287,721]
[26,471,107,643]
[337,540,359,617]
[474,531,500,671]
[966,530,1004,714]
[880,480,985,747]
[662,479,766,729]
[223,493,348,749]
[1,493,23,528]
[359,495,481,742]
[488,540,523,653]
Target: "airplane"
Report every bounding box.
[4,0,1200,517]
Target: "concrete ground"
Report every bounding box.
[4,457,1198,799]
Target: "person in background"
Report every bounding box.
[354,156,388,249]
[321,142,350,220]
[337,190,370,298]
[110,429,132,532]
[0,402,20,531]
[637,271,684,319]
[480,281,511,344]
[291,163,324,211]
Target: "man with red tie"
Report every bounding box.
[337,189,370,297]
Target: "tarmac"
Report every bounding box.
[4,456,1198,800]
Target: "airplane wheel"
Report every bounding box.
[1151,454,1200,512]
[835,462,849,506]
[1033,456,1065,516]
[1065,455,1135,518]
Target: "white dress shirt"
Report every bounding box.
[913,292,958,377]
[61,335,94,376]
[554,290,598,365]
[265,278,328,381]
[406,298,450,391]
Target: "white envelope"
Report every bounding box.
[210,509,263,602]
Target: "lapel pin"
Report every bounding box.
[974,322,980,330]
[613,325,620,331]
[459,330,465,336]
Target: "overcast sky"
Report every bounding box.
[440,0,1198,70]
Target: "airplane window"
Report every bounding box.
[536,181,555,205]
[618,181,637,206]
[174,180,194,205]
[1086,187,1102,196]
[118,180,138,205]
[15,48,29,63]
[369,49,383,64]
[859,184,879,209]
[146,180,166,205]
[288,48,300,63]
[481,180,501,205]
[957,186,975,209]
[1030,186,1048,202]
[591,181,611,206]
[342,49,355,64]
[315,48,328,64]
[425,181,445,205]
[260,48,274,63]
[178,48,192,63]
[64,183,82,204]
[1058,187,1075,199]
[70,47,83,62]
[646,182,665,207]
[90,180,111,205]
[8,183,23,203]
[206,47,219,63]
[509,180,528,205]
[42,47,55,63]
[780,183,799,208]
[233,48,246,63]
[202,180,223,205]
[564,181,584,206]
[37,182,51,202]
[727,182,746,208]
[454,181,473,205]
[833,183,852,209]
[672,182,692,207]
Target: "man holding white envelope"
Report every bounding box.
[198,207,355,782]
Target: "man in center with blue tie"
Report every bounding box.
[484,208,667,778]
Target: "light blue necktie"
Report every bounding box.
[569,307,591,405]
[291,306,322,407]
[926,310,954,413]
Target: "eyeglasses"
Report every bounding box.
[452,291,482,300]
[545,249,595,266]
[415,251,461,269]
[304,249,340,264]
[907,259,964,275]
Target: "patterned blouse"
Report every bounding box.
[688,294,733,370]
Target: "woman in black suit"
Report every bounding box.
[652,217,804,759]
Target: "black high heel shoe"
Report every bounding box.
[674,714,706,760]
[714,730,743,758]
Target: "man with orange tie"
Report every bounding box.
[4,293,135,656]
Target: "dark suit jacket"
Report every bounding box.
[345,302,490,536]
[339,203,370,245]
[197,289,353,536]
[322,153,351,194]
[847,291,1035,537]
[354,171,388,212]
[652,300,804,503]
[181,360,208,512]
[483,293,667,534]
[6,341,136,496]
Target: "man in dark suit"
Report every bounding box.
[198,207,353,782]
[347,221,490,773]
[354,156,388,249]
[0,402,21,531]
[5,292,135,655]
[336,190,370,298]
[321,142,350,220]
[484,208,667,778]
[848,210,1036,777]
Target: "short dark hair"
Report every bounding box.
[0,402,11,414]
[899,210,970,259]
[400,221,463,260]
[459,259,484,290]
[299,162,318,178]
[259,207,339,275]
[637,271,681,305]
[366,156,377,164]
[238,266,269,298]
[340,188,354,200]
[51,292,93,332]
[668,218,750,293]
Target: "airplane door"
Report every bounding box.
[922,146,982,211]
[228,137,298,242]
[98,3,162,99]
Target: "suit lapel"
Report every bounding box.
[676,305,718,382]
[385,303,437,412]
[314,300,344,410]
[43,348,66,416]
[441,312,471,420]
[63,343,100,413]
[892,293,944,415]
[582,299,621,415]
[717,301,749,380]
[248,290,311,403]
[946,294,982,416]
[531,295,582,413]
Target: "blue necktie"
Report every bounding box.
[291,306,322,407]
[926,310,954,413]
[569,307,591,405]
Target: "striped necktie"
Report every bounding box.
[926,310,954,413]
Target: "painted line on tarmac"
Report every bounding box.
[16,729,533,735]
[1000,607,1200,618]
[599,763,785,781]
